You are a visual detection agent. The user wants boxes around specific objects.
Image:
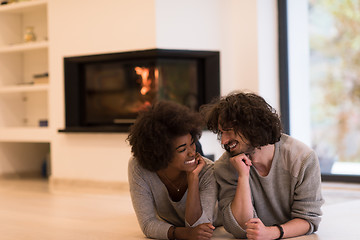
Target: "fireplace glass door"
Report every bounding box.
[84,59,198,125]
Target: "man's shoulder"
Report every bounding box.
[198,157,215,176]
[280,134,314,157]
[214,152,238,176]
[214,152,230,169]
[278,134,318,176]
[214,152,239,186]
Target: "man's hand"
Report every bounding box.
[230,153,252,177]
[245,218,279,240]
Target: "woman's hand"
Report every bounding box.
[188,223,215,240]
[190,153,206,177]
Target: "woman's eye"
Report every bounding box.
[178,148,186,153]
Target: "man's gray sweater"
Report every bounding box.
[214,134,324,238]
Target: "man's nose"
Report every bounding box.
[221,133,230,145]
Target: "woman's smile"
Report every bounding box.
[185,158,196,165]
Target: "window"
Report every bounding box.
[279,0,360,182]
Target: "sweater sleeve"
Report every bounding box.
[185,160,217,227]
[291,151,324,234]
[128,158,171,240]
[214,156,250,238]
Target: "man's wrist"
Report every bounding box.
[237,175,249,183]
[272,224,284,240]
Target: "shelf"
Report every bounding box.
[0,84,48,93]
[0,0,50,174]
[0,41,48,53]
[0,127,50,142]
[0,0,47,14]
[58,125,132,133]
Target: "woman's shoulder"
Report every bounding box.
[128,157,141,171]
[128,157,153,179]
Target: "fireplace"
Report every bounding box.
[59,49,220,132]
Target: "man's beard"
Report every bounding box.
[224,141,255,157]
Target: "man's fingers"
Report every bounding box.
[244,157,252,166]
[245,218,261,229]
[246,218,260,224]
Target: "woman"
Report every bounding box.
[127,101,218,240]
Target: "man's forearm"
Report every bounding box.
[230,176,253,229]
[281,218,311,238]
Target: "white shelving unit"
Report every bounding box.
[0,0,50,176]
[0,84,48,93]
[0,40,48,53]
[0,0,50,139]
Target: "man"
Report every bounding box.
[200,92,324,239]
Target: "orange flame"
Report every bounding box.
[135,67,151,95]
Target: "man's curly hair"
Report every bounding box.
[200,91,282,148]
[127,100,204,172]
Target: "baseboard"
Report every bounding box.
[0,171,43,179]
[49,176,129,193]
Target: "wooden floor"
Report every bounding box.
[1,178,360,240]
[0,179,143,240]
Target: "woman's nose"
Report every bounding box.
[189,145,196,156]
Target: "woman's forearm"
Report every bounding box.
[168,226,189,240]
[185,174,202,225]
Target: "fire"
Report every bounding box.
[135,67,152,95]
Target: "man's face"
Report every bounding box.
[218,124,254,157]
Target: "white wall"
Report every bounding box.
[258,0,279,111]
[49,0,157,183]
[48,0,278,183]
[218,0,260,95]
[155,0,221,51]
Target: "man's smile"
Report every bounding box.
[225,140,238,152]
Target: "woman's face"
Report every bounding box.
[168,133,197,172]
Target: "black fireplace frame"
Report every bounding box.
[59,48,220,133]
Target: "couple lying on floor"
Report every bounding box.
[127,92,324,240]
